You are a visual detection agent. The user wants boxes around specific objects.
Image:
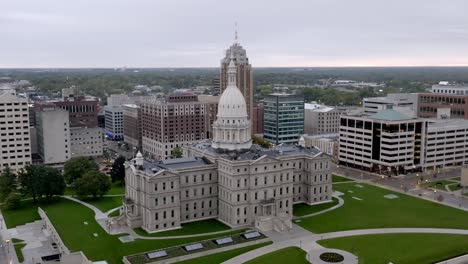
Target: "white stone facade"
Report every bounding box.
[124,145,332,233]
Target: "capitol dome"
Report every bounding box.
[211,51,252,151]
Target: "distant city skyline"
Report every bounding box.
[2,0,468,68]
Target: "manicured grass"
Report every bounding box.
[450,177,461,182]
[134,218,232,237]
[175,241,273,264]
[424,180,458,191]
[39,199,246,264]
[80,196,123,212]
[108,181,125,195]
[1,199,49,228]
[297,182,468,233]
[293,197,339,217]
[318,233,468,264]
[14,243,26,262]
[332,175,354,183]
[11,238,24,243]
[244,246,308,264]
[448,183,463,192]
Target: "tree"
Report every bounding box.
[0,166,16,201]
[172,147,183,158]
[75,171,111,199]
[252,135,273,149]
[110,156,126,184]
[63,157,99,184]
[4,193,21,210]
[17,165,65,202]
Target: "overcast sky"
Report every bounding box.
[2,0,468,68]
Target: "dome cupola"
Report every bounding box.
[211,51,252,151]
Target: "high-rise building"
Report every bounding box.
[197,95,219,139]
[123,104,141,150]
[220,36,253,125]
[264,93,304,145]
[338,109,424,174]
[141,93,208,160]
[0,90,32,172]
[304,103,344,135]
[36,107,71,165]
[33,88,103,158]
[252,103,264,135]
[104,106,124,140]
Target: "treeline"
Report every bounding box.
[2,67,468,103]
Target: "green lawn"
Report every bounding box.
[11,238,24,243]
[297,182,468,233]
[450,177,461,182]
[318,233,468,264]
[134,218,232,237]
[332,175,354,183]
[293,197,339,217]
[65,181,125,196]
[80,196,123,212]
[448,183,463,192]
[175,242,272,264]
[244,247,308,264]
[108,181,125,195]
[424,180,458,191]
[1,199,49,228]
[29,199,246,264]
[14,243,26,262]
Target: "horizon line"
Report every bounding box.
[2,65,468,70]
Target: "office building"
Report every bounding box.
[33,88,103,158]
[431,82,468,95]
[123,54,332,233]
[252,104,264,135]
[264,93,304,145]
[197,95,219,139]
[338,108,425,175]
[123,104,142,150]
[418,93,468,119]
[70,127,103,157]
[141,93,207,160]
[303,134,338,156]
[36,107,70,165]
[0,90,32,172]
[304,103,343,135]
[363,93,418,115]
[104,106,124,140]
[220,36,253,124]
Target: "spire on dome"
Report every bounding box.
[227,50,237,86]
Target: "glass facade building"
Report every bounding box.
[263,93,304,145]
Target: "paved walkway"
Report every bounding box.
[222,227,468,264]
[294,192,345,220]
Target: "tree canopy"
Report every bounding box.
[75,170,111,199]
[110,156,126,184]
[0,166,17,201]
[63,157,99,184]
[17,165,65,202]
[172,147,183,158]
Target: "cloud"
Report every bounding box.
[0,0,467,67]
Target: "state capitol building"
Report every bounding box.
[123,40,333,234]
